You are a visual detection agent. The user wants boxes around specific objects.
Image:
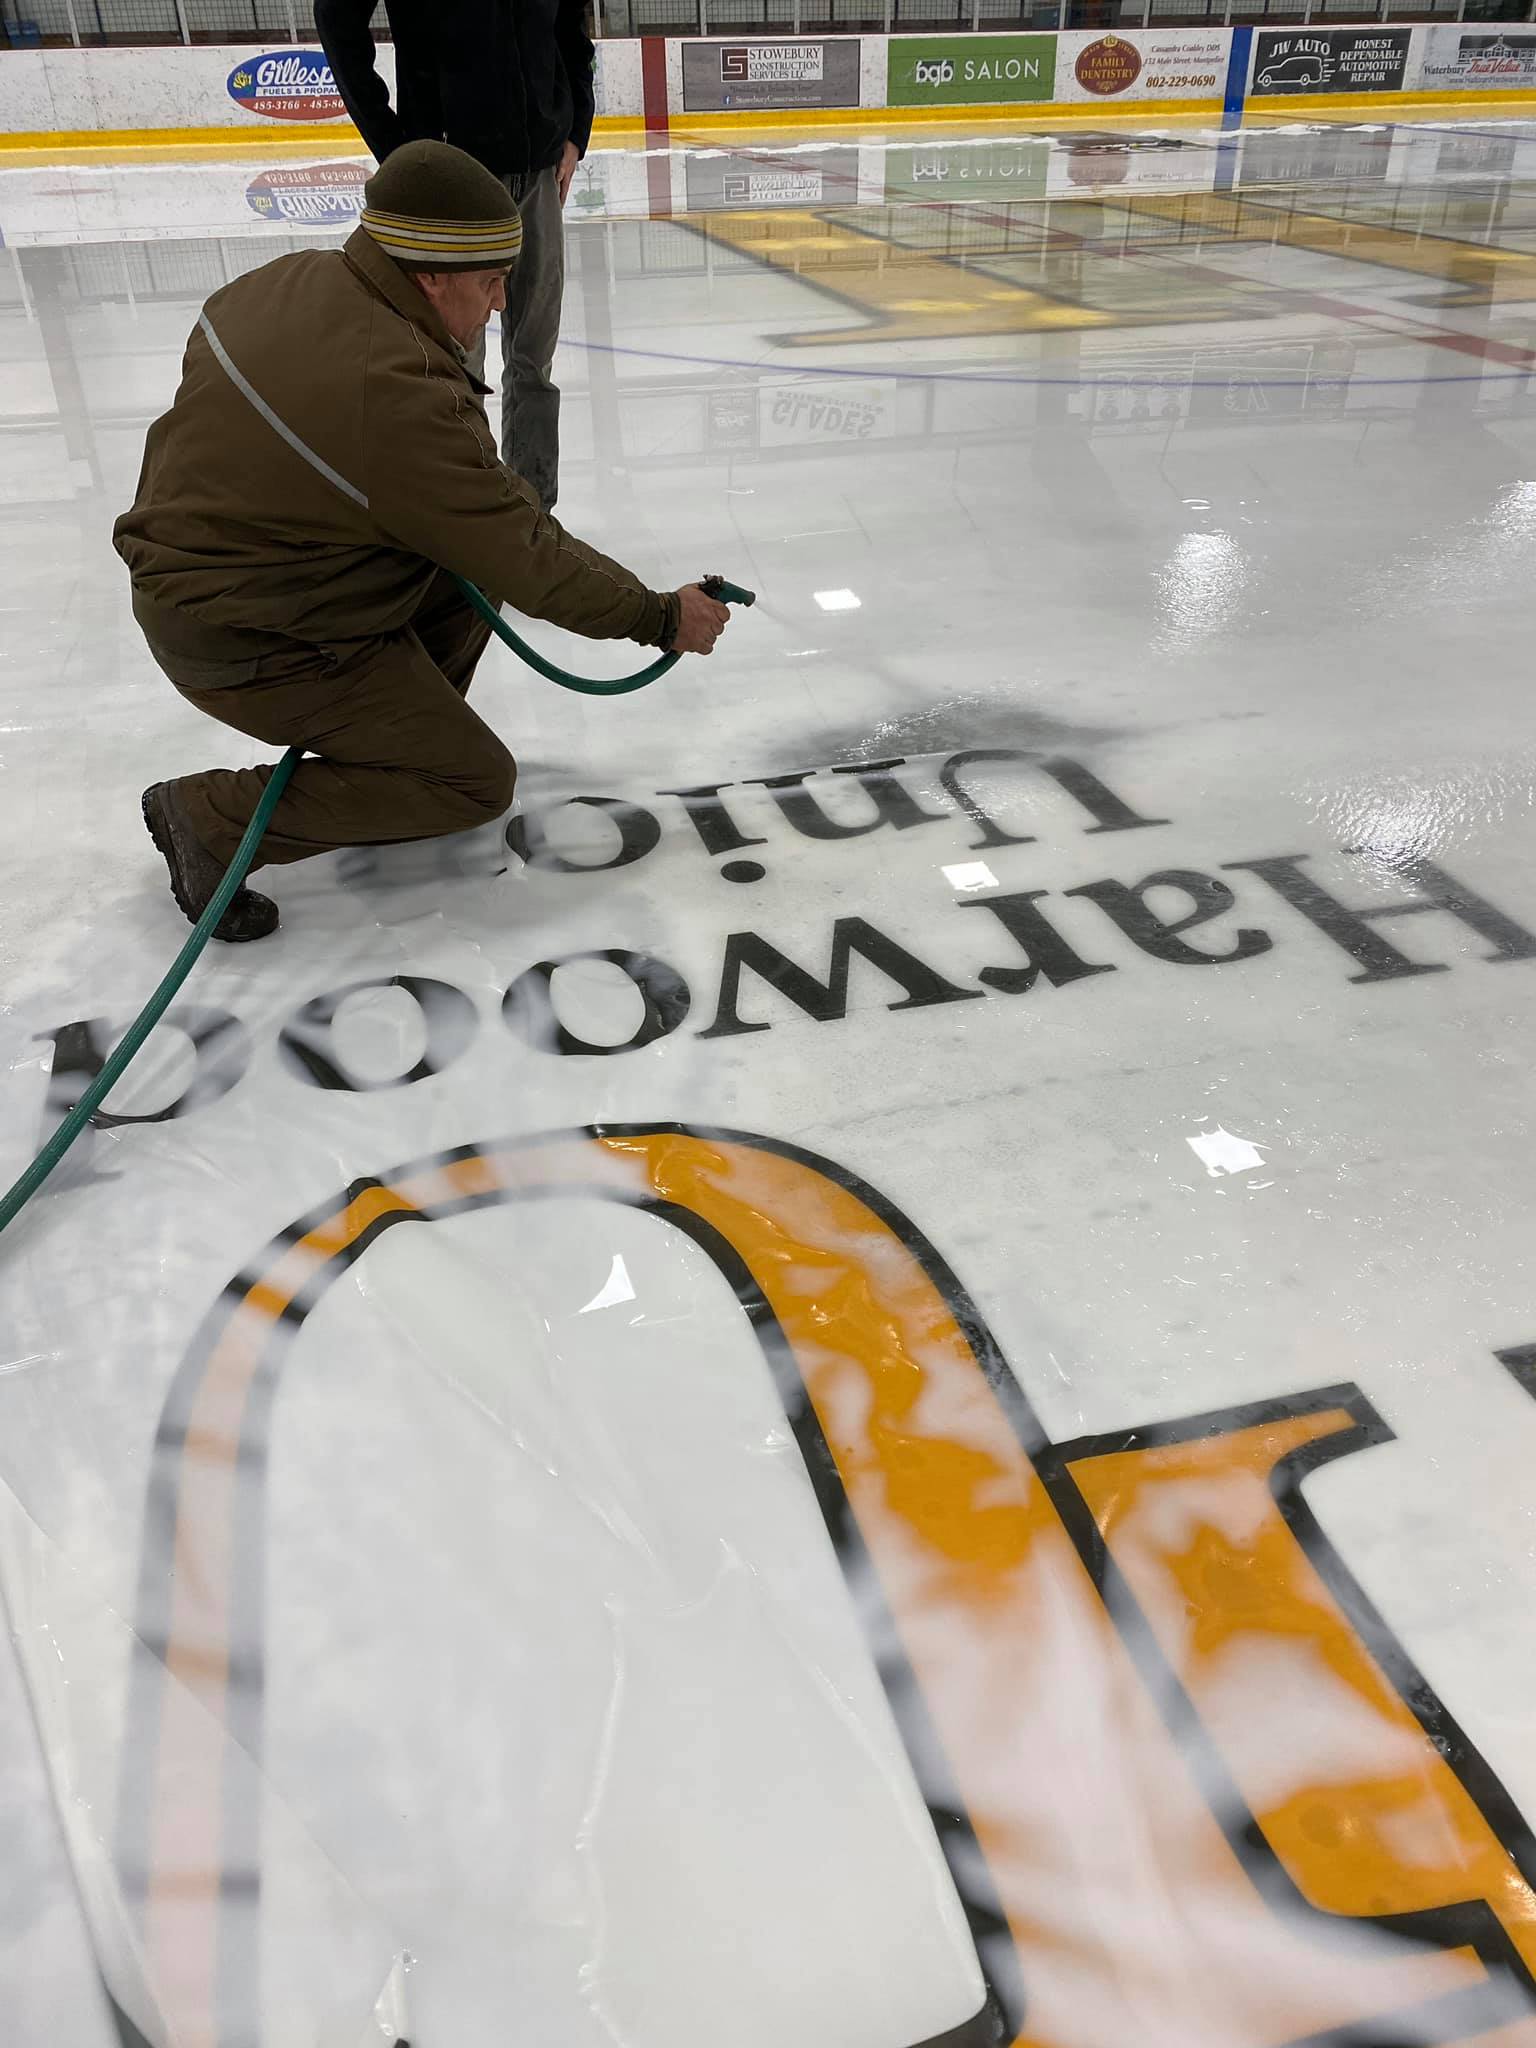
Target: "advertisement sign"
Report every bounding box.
[226,49,347,121]
[1249,30,1410,97]
[245,161,368,226]
[887,35,1057,108]
[1059,30,1226,103]
[1075,35,1142,95]
[1421,29,1536,90]
[681,40,860,113]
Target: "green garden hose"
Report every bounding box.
[0,573,755,1242]
[0,751,301,1239]
[458,571,754,695]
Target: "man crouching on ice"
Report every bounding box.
[115,139,728,942]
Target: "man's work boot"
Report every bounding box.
[141,781,279,943]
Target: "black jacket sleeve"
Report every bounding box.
[555,0,596,158]
[316,0,404,165]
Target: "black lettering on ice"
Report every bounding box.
[507,796,662,873]
[503,949,691,1056]
[938,753,1170,849]
[962,892,1116,993]
[657,783,768,857]
[1067,871,1272,966]
[699,917,981,1038]
[32,1005,250,1184]
[742,761,949,841]
[1225,854,1536,984]
[278,976,478,1091]
[939,751,1038,851]
[1039,757,1171,837]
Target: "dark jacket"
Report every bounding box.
[315,0,595,180]
[114,230,675,654]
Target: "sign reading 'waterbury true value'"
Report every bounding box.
[1421,27,1536,87]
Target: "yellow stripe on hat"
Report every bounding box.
[360,204,523,267]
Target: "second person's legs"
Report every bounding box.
[500,167,565,512]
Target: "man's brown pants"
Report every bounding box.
[143,574,511,868]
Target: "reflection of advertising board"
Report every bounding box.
[1421,29,1536,90]
[1191,344,1354,420]
[681,40,859,113]
[0,160,372,245]
[246,162,368,226]
[684,159,829,212]
[1237,127,1394,188]
[1072,375,1192,431]
[760,381,897,447]
[565,153,658,222]
[1249,30,1409,97]
[1073,343,1356,433]
[887,36,1056,108]
[707,392,756,452]
[885,141,1050,202]
[722,170,824,207]
[226,49,346,121]
[703,383,897,454]
[1046,134,1216,195]
[1435,131,1519,179]
[1059,31,1226,103]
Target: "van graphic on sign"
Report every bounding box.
[1256,53,1327,87]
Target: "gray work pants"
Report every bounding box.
[470,165,565,512]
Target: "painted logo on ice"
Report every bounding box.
[123,1126,1536,2048]
[226,49,346,122]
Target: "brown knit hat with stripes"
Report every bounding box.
[361,140,524,273]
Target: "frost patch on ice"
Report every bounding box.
[1186,1126,1267,1178]
[580,1253,638,1315]
[942,861,1000,894]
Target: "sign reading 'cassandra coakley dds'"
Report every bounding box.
[1059,30,1227,102]
[226,49,347,121]
[887,35,1057,106]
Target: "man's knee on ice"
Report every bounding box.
[464,740,517,822]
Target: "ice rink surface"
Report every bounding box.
[3,108,1536,2047]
